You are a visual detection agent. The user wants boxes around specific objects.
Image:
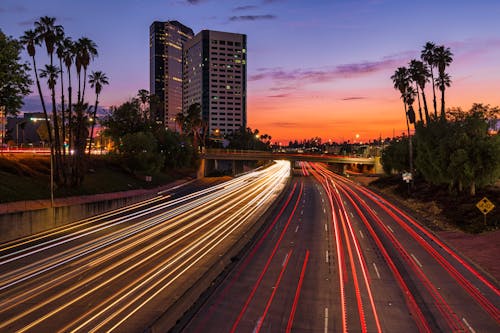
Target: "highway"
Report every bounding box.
[181,162,500,332]
[0,161,290,332]
[1,160,498,332]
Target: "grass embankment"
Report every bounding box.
[368,175,500,233]
[0,154,194,204]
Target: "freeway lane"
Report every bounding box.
[310,163,499,332]
[0,161,290,332]
[181,166,418,332]
[180,162,499,332]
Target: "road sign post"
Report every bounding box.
[476,197,495,225]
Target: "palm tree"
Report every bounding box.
[55,29,68,158]
[34,16,63,65]
[175,112,186,135]
[434,45,453,119]
[421,42,438,118]
[40,64,62,180]
[408,59,431,124]
[435,72,451,120]
[391,67,414,178]
[20,29,53,151]
[88,71,109,155]
[35,16,64,181]
[61,37,75,152]
[75,37,98,103]
[404,86,417,127]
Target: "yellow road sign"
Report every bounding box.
[476,197,495,215]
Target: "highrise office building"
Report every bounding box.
[149,21,194,130]
[183,30,247,136]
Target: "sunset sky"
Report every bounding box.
[1,0,499,143]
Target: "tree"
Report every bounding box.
[120,131,164,175]
[176,103,204,150]
[381,137,412,174]
[101,99,149,143]
[137,89,150,118]
[434,45,453,120]
[75,37,97,103]
[391,66,414,183]
[88,71,109,155]
[34,16,66,182]
[55,30,68,157]
[20,29,53,153]
[421,42,438,117]
[408,59,431,124]
[416,104,500,196]
[61,36,75,152]
[40,63,63,180]
[0,30,32,116]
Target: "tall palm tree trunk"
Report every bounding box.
[440,86,446,120]
[415,84,423,123]
[404,103,414,189]
[77,71,81,104]
[59,58,66,160]
[49,54,63,184]
[88,96,99,155]
[67,67,73,154]
[421,90,430,124]
[32,56,54,153]
[430,67,437,118]
[82,68,87,102]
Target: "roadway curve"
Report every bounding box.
[0,161,290,332]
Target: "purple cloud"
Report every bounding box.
[249,58,400,83]
[233,5,258,11]
[267,93,289,98]
[342,97,367,101]
[229,15,276,21]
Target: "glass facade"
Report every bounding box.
[150,21,194,130]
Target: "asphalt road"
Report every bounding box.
[180,162,500,332]
[1,160,498,332]
[0,161,290,333]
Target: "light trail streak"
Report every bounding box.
[255,249,293,333]
[319,165,462,332]
[286,250,310,333]
[230,181,303,333]
[0,161,291,332]
[330,170,499,326]
[72,172,286,333]
[1,163,287,290]
[309,163,430,332]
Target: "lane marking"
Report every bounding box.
[282,252,290,267]
[325,250,329,263]
[350,212,354,218]
[324,224,328,232]
[411,253,423,268]
[373,262,381,279]
[386,224,394,233]
[253,317,263,333]
[462,317,476,333]
[286,250,310,333]
[322,198,324,203]
[324,307,328,333]
[300,210,303,215]
[323,208,326,214]
[295,225,299,233]
[359,230,364,239]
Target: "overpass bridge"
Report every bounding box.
[198,149,383,177]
